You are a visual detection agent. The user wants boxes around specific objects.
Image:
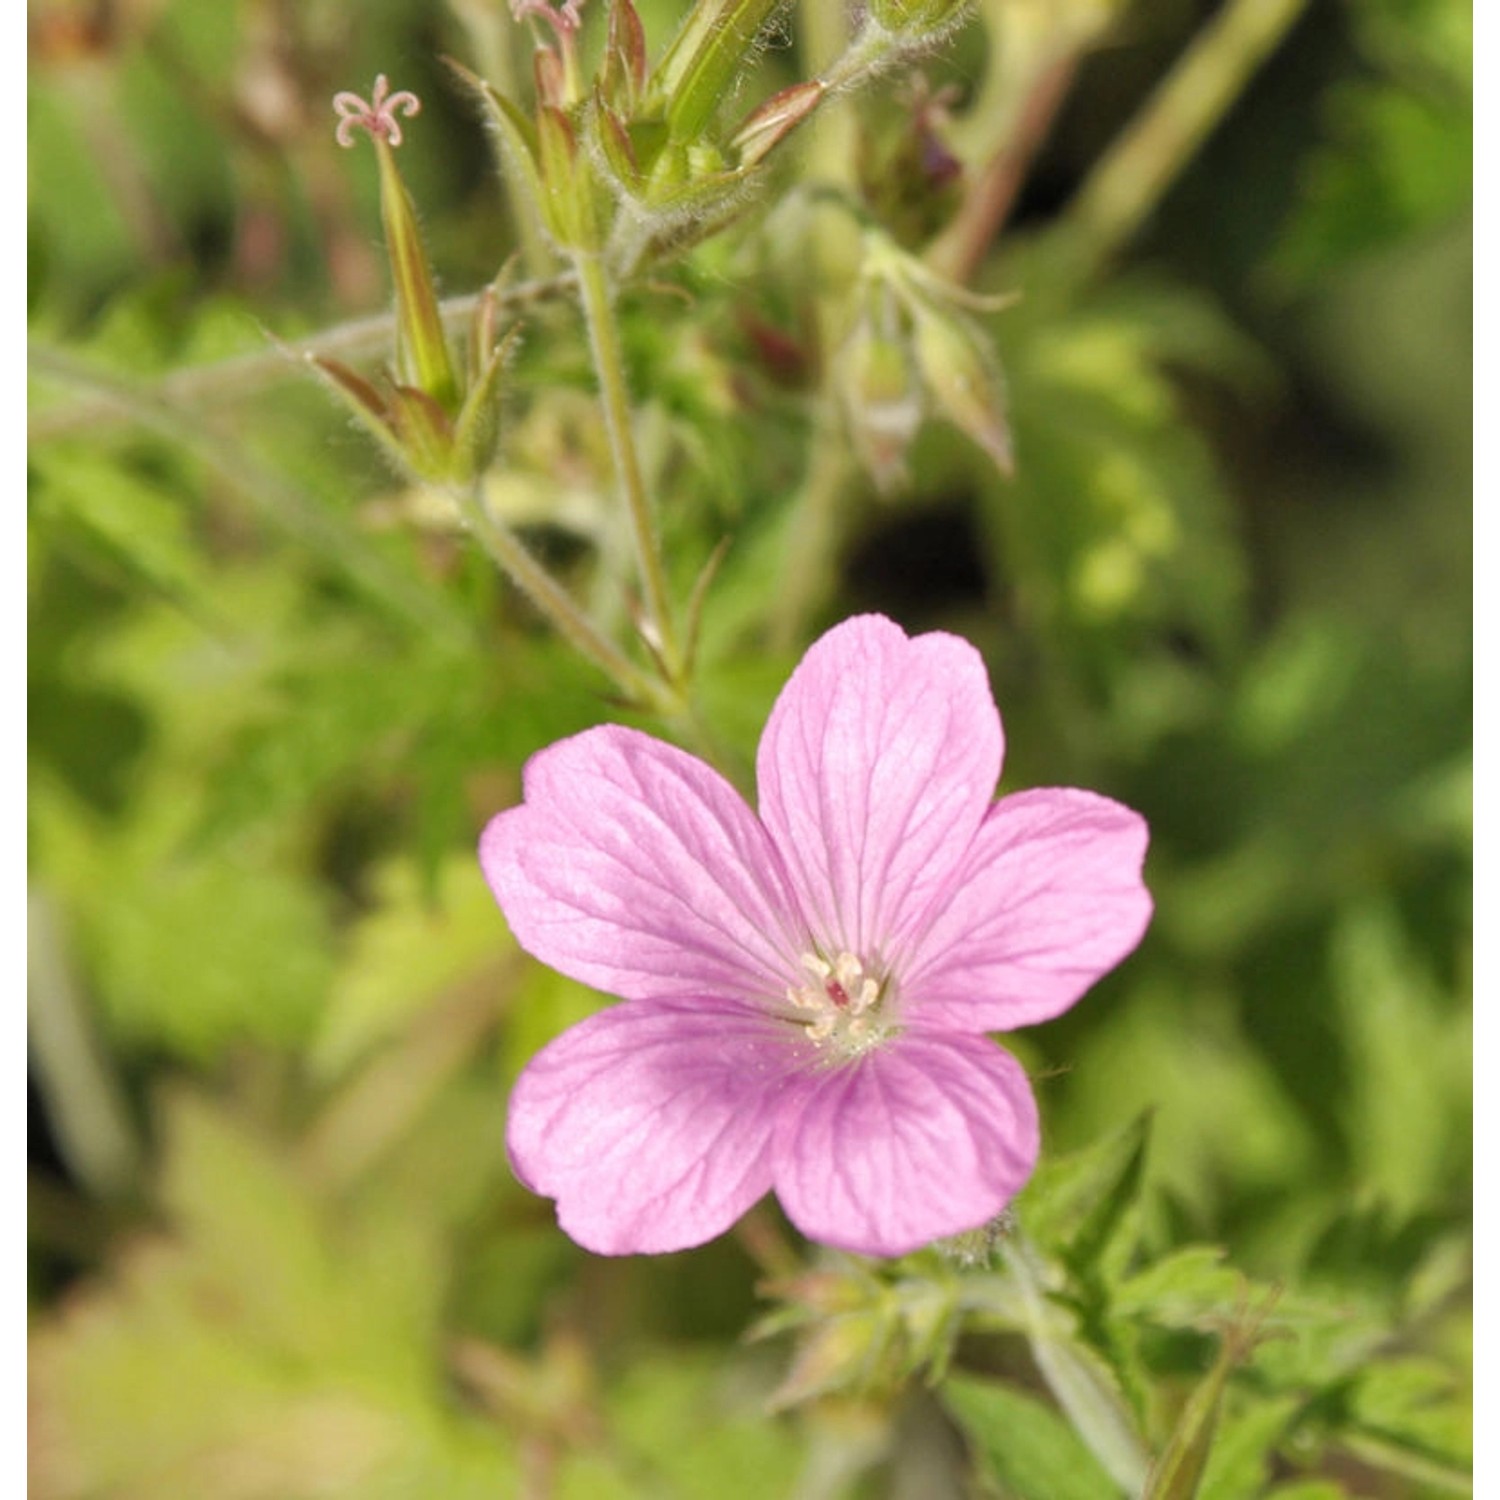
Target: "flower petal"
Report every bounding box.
[508,997,800,1254]
[772,1032,1038,1257]
[902,788,1151,1032]
[756,615,1003,958]
[482,725,803,1003]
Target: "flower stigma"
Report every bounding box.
[785,950,894,1058]
[332,76,421,149]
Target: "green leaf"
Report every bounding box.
[87,853,334,1063]
[981,265,1252,672]
[31,447,213,608]
[30,1093,520,1498]
[1329,900,1470,1215]
[1195,1395,1301,1500]
[1339,1432,1472,1495]
[1058,982,1317,1218]
[1276,76,1470,284]
[944,1374,1120,1500]
[1113,1247,1244,1331]
[157,1092,344,1365]
[1016,1113,1151,1280]
[314,855,513,1079]
[1346,1357,1472,1473]
[602,1353,806,1500]
[500,963,612,1085]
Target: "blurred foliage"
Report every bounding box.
[29,0,1468,1495]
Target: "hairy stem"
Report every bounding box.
[772,402,852,652]
[1062,0,1311,273]
[799,0,849,76]
[455,482,677,713]
[28,275,575,443]
[571,253,681,681]
[929,50,1080,284]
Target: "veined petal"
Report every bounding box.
[903,788,1151,1032]
[508,997,799,1255]
[482,725,803,1003]
[756,615,1003,958]
[772,1032,1038,1257]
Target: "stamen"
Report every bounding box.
[799,952,832,981]
[783,948,891,1055]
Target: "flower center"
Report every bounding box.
[785,950,893,1057]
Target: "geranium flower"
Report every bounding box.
[481,615,1151,1257]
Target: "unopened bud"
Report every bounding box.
[333,77,459,411]
[311,306,516,485]
[729,80,825,169]
[536,105,604,248]
[599,0,648,113]
[766,1312,888,1411]
[375,144,461,410]
[911,303,1013,476]
[837,314,923,493]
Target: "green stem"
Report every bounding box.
[1005,1232,1152,1494]
[28,890,143,1199]
[28,275,575,444]
[772,402,852,652]
[928,49,1080,284]
[571,253,682,681]
[799,0,849,75]
[1062,0,1311,274]
[763,2,865,659]
[456,482,677,713]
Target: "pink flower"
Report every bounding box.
[480,615,1151,1257]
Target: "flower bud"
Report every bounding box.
[910,301,1014,476]
[374,141,460,411]
[728,80,825,169]
[457,62,605,252]
[332,77,459,412]
[836,312,924,494]
[310,284,518,485]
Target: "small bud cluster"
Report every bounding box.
[456,0,828,268]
